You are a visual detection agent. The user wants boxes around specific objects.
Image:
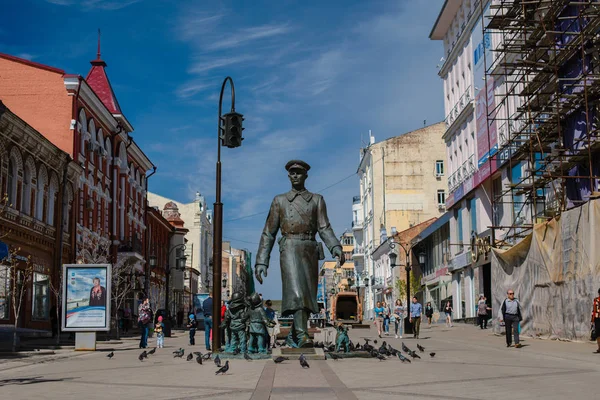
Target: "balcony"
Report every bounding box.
[118,234,144,261]
[372,276,384,289]
[352,195,361,205]
[444,86,473,129]
[352,245,365,260]
[352,220,363,230]
[448,154,477,193]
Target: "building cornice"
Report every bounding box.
[64,77,118,133]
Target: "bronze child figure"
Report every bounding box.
[255,160,345,348]
[224,291,248,354]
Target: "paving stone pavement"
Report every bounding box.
[0,323,599,399]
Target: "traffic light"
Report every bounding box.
[221,111,244,148]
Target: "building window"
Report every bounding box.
[469,197,477,234]
[0,265,9,320]
[32,273,50,320]
[437,190,446,207]
[456,208,464,244]
[435,160,444,176]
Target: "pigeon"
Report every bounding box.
[140,350,148,359]
[299,353,306,363]
[233,348,241,355]
[328,353,340,361]
[376,354,386,361]
[187,353,194,361]
[397,353,411,363]
[429,352,436,358]
[273,356,289,364]
[244,353,252,361]
[401,342,410,353]
[409,351,421,359]
[214,355,222,367]
[364,338,371,345]
[174,351,184,358]
[215,360,229,375]
[173,348,184,355]
[300,358,310,368]
[202,352,212,360]
[193,352,203,356]
[106,352,114,359]
[147,348,156,356]
[196,355,203,364]
[139,353,145,362]
[417,344,425,353]
[173,349,184,358]
[355,343,362,351]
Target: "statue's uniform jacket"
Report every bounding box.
[256,189,341,317]
[225,306,248,331]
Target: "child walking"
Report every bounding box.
[187,314,197,345]
[155,316,165,348]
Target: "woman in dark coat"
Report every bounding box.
[89,277,107,307]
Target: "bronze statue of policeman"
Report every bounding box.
[255,160,345,348]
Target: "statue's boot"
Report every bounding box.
[285,320,298,348]
[294,310,313,348]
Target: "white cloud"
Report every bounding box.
[176,81,213,99]
[207,23,292,51]
[16,53,36,60]
[187,55,256,74]
[45,0,143,9]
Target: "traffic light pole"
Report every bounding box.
[212,77,236,352]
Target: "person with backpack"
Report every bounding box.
[497,289,523,348]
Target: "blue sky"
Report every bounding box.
[2,0,445,299]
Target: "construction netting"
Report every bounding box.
[491,198,600,340]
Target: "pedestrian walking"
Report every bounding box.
[374,301,384,338]
[202,292,213,351]
[138,297,151,349]
[591,288,600,353]
[477,295,491,329]
[187,314,197,346]
[155,316,165,348]
[393,299,405,339]
[497,289,523,348]
[444,301,453,327]
[382,301,391,335]
[425,302,434,326]
[410,297,423,339]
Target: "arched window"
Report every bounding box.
[88,119,96,163]
[8,148,23,211]
[23,157,36,216]
[104,137,112,176]
[47,173,59,226]
[36,165,48,221]
[96,128,104,172]
[79,109,87,158]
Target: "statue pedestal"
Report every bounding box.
[272,347,325,360]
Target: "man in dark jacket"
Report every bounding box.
[498,289,523,348]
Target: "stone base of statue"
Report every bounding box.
[218,352,272,360]
[272,347,325,360]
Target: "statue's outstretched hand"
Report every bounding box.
[255,264,268,284]
[332,247,345,266]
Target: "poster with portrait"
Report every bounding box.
[62,264,112,332]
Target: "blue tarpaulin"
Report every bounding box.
[0,242,8,262]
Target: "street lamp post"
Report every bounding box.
[212,77,244,352]
[387,237,425,335]
[149,244,187,321]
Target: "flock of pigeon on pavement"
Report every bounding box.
[105,338,436,375]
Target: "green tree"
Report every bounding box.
[394,273,422,302]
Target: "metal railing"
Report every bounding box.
[444,86,473,128]
[448,154,477,193]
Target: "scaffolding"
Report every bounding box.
[483,0,600,247]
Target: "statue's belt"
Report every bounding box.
[281,232,316,241]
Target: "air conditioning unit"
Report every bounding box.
[438,204,446,211]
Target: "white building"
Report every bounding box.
[147,191,213,293]
[430,0,506,319]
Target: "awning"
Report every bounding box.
[417,211,451,242]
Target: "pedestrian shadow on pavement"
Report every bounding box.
[0,376,75,386]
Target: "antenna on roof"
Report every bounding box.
[97,29,101,60]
